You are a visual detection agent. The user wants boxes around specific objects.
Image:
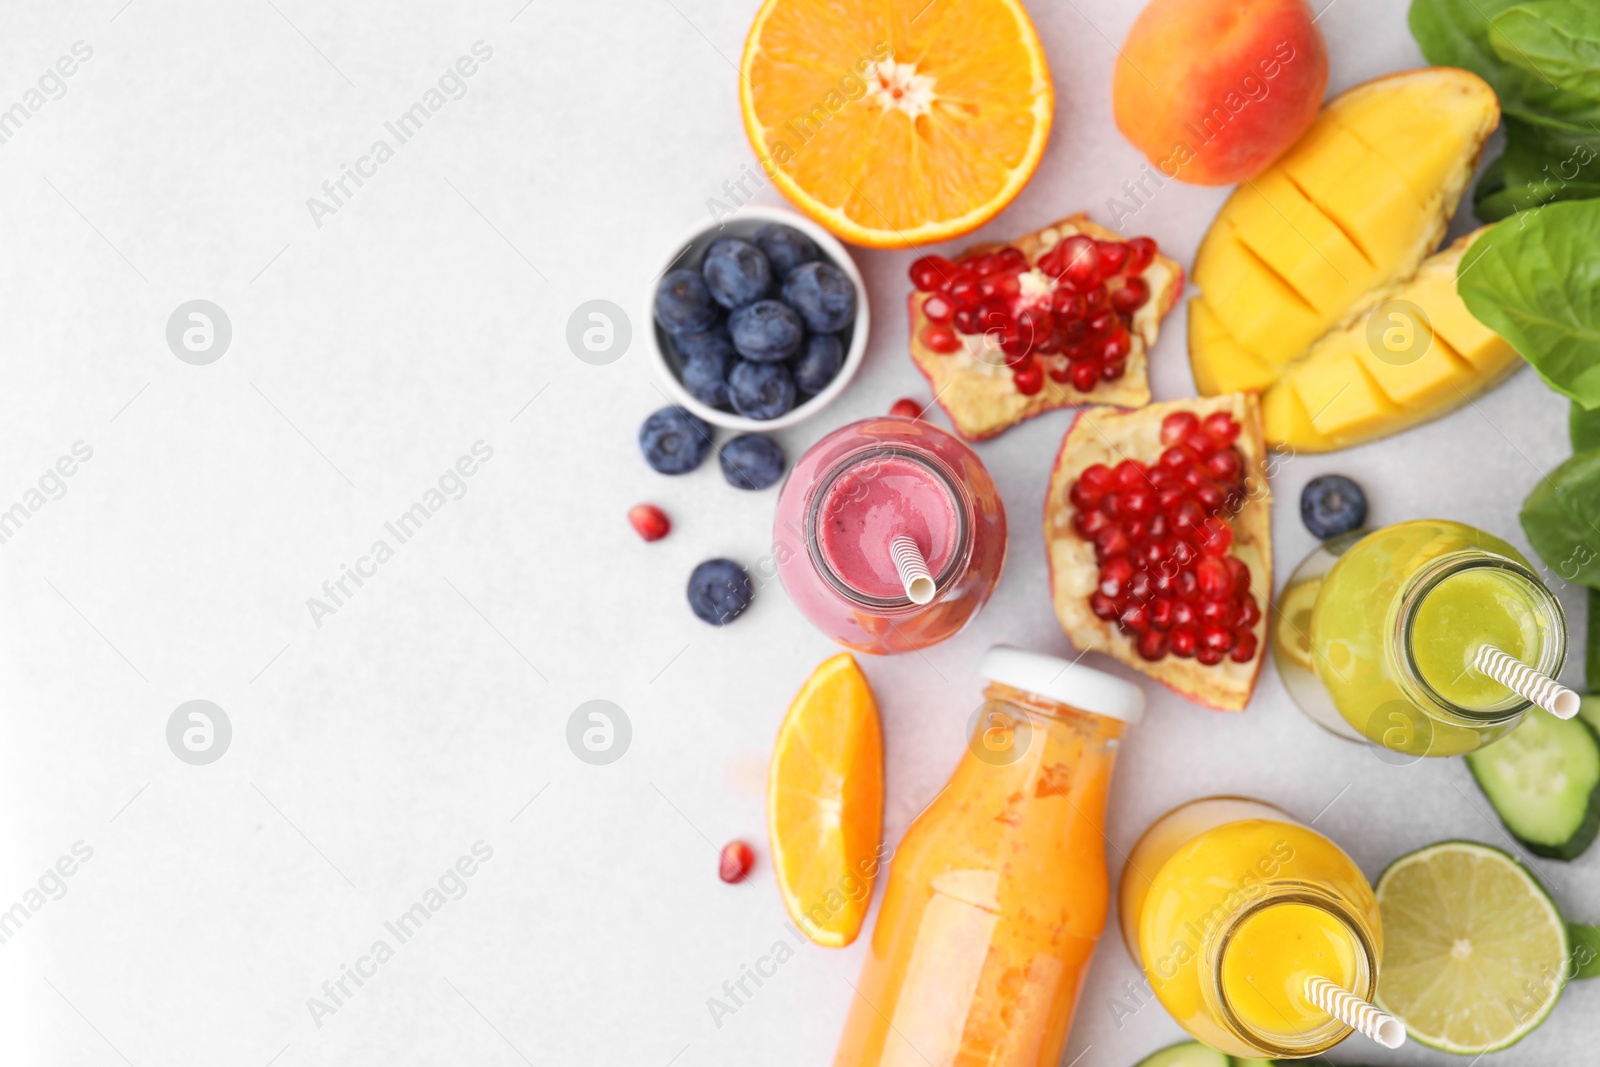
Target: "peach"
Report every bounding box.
[1112,0,1328,186]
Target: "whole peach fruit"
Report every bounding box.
[1113,0,1328,186]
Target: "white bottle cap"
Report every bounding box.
[978,645,1145,724]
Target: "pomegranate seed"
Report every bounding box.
[1122,489,1153,517]
[1199,598,1230,625]
[980,302,1015,331]
[1207,448,1243,481]
[1203,412,1241,446]
[1196,557,1232,598]
[1159,446,1194,471]
[1095,526,1132,561]
[978,272,1021,300]
[1052,288,1086,321]
[1127,237,1157,273]
[1194,483,1226,512]
[1120,603,1150,633]
[889,398,924,420]
[910,255,954,292]
[1013,363,1044,395]
[1056,235,1101,291]
[1081,464,1115,495]
[1150,597,1175,630]
[1197,646,1224,666]
[1038,246,1065,279]
[1230,631,1259,663]
[1170,538,1198,567]
[1087,311,1117,339]
[1097,240,1130,276]
[1170,627,1198,658]
[1084,286,1111,313]
[719,840,755,883]
[1171,601,1197,629]
[1102,359,1127,381]
[1148,513,1169,539]
[953,307,983,334]
[628,504,670,542]
[1160,411,1200,446]
[1059,320,1088,346]
[1111,276,1150,314]
[1099,556,1134,597]
[1198,518,1233,557]
[1201,623,1235,653]
[1048,360,1072,383]
[1090,592,1119,621]
[1114,460,1145,490]
[1036,327,1065,355]
[947,271,982,309]
[922,324,961,354]
[1070,361,1100,392]
[996,247,1029,272]
[968,252,1004,276]
[922,293,954,323]
[1101,328,1132,362]
[1173,499,1205,533]
[1073,508,1109,537]
[1136,628,1167,661]
[1238,596,1262,628]
[1127,570,1153,601]
[1224,556,1252,595]
[1175,570,1198,599]
[1182,431,1217,458]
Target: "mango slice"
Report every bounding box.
[1189,68,1513,452]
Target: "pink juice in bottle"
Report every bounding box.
[775,416,1006,654]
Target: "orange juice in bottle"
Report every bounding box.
[1119,797,1383,1058]
[833,646,1144,1066]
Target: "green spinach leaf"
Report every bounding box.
[1573,401,1600,452]
[1475,119,1600,221]
[1520,446,1600,587]
[1411,0,1600,132]
[1458,200,1600,407]
[1489,2,1600,105]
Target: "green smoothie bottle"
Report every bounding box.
[1274,520,1568,758]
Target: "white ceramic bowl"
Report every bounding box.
[645,205,870,432]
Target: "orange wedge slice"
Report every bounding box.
[740,0,1054,248]
[767,653,884,947]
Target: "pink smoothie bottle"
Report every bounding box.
[774,416,1007,654]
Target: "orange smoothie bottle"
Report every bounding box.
[833,646,1144,1067]
[1118,797,1383,1058]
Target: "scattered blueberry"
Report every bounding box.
[753,224,819,277]
[1301,475,1368,539]
[782,261,856,333]
[719,434,786,490]
[702,238,773,310]
[671,322,729,361]
[688,558,754,626]
[729,360,797,421]
[792,333,844,394]
[654,269,721,336]
[729,300,805,362]
[682,347,734,409]
[639,406,713,475]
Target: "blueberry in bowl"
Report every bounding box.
[646,207,868,431]
[729,300,805,363]
[702,238,773,309]
[729,361,796,421]
[782,261,856,333]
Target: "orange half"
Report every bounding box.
[740,0,1054,248]
[767,653,884,947]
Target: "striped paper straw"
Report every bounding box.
[1471,644,1581,719]
[1304,976,1406,1049]
[889,534,936,605]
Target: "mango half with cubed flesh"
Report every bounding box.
[1189,68,1519,452]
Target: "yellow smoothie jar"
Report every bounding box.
[1119,797,1382,1059]
[1274,519,1568,758]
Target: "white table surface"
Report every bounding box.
[0,0,1594,1063]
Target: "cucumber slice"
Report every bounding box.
[1465,710,1600,860]
[1572,923,1600,980]
[1132,1042,1230,1067]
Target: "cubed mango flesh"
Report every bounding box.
[1189,68,1512,452]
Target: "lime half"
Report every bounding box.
[1375,840,1569,1053]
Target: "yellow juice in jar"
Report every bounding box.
[1119,798,1381,1058]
